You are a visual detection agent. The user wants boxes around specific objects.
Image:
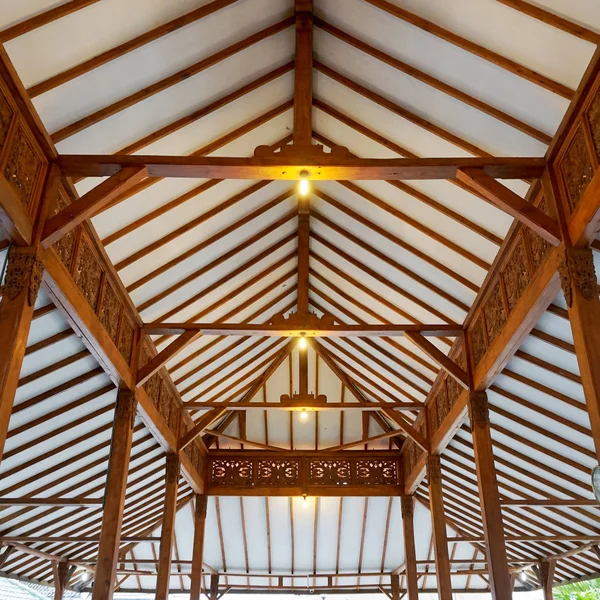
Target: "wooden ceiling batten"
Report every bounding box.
[362,0,575,99]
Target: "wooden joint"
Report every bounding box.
[2,245,44,306]
[557,246,596,308]
[467,391,489,426]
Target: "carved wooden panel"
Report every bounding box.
[52,187,78,272]
[145,372,162,408]
[587,90,600,161]
[310,460,352,485]
[98,279,122,343]
[470,313,487,367]
[257,459,300,486]
[482,281,507,346]
[117,312,135,366]
[72,234,104,312]
[355,459,398,485]
[558,125,594,212]
[2,120,45,217]
[0,81,14,152]
[502,232,531,313]
[211,459,254,486]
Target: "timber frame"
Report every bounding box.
[1,1,600,599]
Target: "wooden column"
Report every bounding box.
[390,573,400,600]
[92,389,137,600]
[0,246,43,462]
[209,573,220,600]
[400,495,419,600]
[427,455,452,600]
[155,453,181,600]
[189,494,208,600]
[557,246,600,463]
[468,392,512,600]
[52,561,75,600]
[534,559,556,600]
[293,0,313,146]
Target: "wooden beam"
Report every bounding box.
[41,166,148,247]
[405,332,469,389]
[57,154,546,180]
[26,0,240,97]
[427,456,453,600]
[293,0,313,145]
[0,0,100,42]
[400,496,419,600]
[382,409,429,452]
[322,430,404,451]
[136,331,201,388]
[0,545,14,569]
[92,390,136,600]
[156,454,180,600]
[0,497,103,506]
[468,392,512,600]
[456,168,561,246]
[142,323,463,336]
[190,495,208,600]
[210,573,220,600]
[499,499,598,507]
[179,408,228,452]
[184,401,422,410]
[362,0,573,99]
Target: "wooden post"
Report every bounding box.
[534,559,556,600]
[189,494,208,600]
[52,561,75,600]
[155,453,181,600]
[400,495,419,600]
[92,389,137,600]
[427,455,452,600]
[468,392,512,600]
[293,0,313,146]
[209,573,220,600]
[390,572,400,600]
[0,246,43,462]
[557,246,600,463]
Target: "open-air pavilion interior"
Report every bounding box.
[1,1,600,599]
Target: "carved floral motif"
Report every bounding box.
[73,238,103,311]
[98,281,121,343]
[310,460,351,485]
[211,459,254,486]
[3,246,43,305]
[355,460,397,485]
[558,247,597,308]
[257,460,300,486]
[3,124,42,213]
[502,234,531,313]
[118,315,135,365]
[401,495,414,518]
[468,392,489,426]
[587,90,600,161]
[483,281,507,345]
[0,86,14,151]
[427,455,442,486]
[469,314,486,368]
[559,126,594,212]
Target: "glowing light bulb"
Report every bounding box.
[298,178,310,197]
[520,571,528,582]
[298,335,307,350]
[300,408,309,421]
[81,571,90,583]
[302,494,309,506]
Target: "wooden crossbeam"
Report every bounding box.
[41,166,148,247]
[57,155,546,180]
[456,168,561,245]
[0,497,103,506]
[405,332,470,389]
[136,331,201,388]
[293,0,313,146]
[183,401,423,410]
[142,323,463,336]
[499,498,598,507]
[179,408,228,451]
[382,409,429,453]
[322,430,404,451]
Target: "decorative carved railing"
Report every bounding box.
[207,452,402,496]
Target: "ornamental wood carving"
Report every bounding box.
[559,125,594,212]
[427,455,442,486]
[0,83,14,151]
[3,122,44,216]
[73,236,103,312]
[209,457,400,490]
[558,247,597,308]
[98,279,121,343]
[401,495,414,518]
[502,233,531,313]
[468,392,489,426]
[587,91,600,161]
[483,281,507,346]
[3,246,43,305]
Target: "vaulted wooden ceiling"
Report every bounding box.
[1,0,600,597]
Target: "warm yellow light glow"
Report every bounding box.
[298,178,310,197]
[298,335,307,350]
[300,408,309,421]
[302,494,309,506]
